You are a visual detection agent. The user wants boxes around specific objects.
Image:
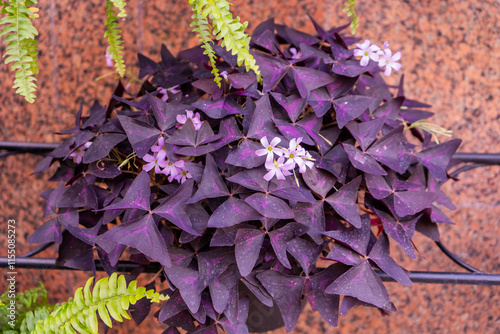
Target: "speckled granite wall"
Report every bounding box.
[1,0,499,333]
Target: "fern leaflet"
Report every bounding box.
[104,0,126,77]
[343,0,359,35]
[110,0,127,18]
[0,0,39,103]
[189,0,261,84]
[189,0,221,86]
[32,273,169,334]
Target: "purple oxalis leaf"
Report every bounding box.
[207,197,262,228]
[374,208,417,259]
[325,260,392,309]
[197,247,235,292]
[193,96,246,119]
[244,193,295,220]
[154,179,200,236]
[342,143,387,176]
[323,214,371,255]
[415,139,462,181]
[292,66,334,99]
[365,174,392,200]
[308,264,349,327]
[326,243,362,266]
[117,115,161,158]
[393,190,438,217]
[225,139,267,169]
[269,222,309,268]
[235,229,266,277]
[292,201,325,244]
[366,126,411,174]
[368,233,413,286]
[270,92,306,122]
[333,95,376,129]
[102,214,171,267]
[102,170,151,211]
[257,270,305,332]
[302,166,336,198]
[287,238,325,275]
[164,265,201,314]
[325,176,362,228]
[187,154,229,203]
[345,117,385,152]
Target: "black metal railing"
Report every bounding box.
[1,141,499,286]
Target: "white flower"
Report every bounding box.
[283,137,306,169]
[143,152,168,174]
[378,49,402,76]
[377,41,390,56]
[264,156,295,181]
[176,110,203,131]
[69,142,92,164]
[299,151,315,173]
[353,40,380,66]
[255,136,283,162]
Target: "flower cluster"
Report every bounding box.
[142,137,192,183]
[353,40,401,76]
[256,137,314,181]
[176,110,202,130]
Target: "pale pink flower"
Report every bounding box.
[162,160,185,182]
[175,168,193,184]
[157,87,169,102]
[289,47,303,59]
[378,49,401,76]
[264,156,295,181]
[255,136,283,162]
[69,142,92,164]
[143,152,168,174]
[176,110,203,131]
[105,47,113,67]
[151,137,167,161]
[354,40,380,66]
[377,41,390,56]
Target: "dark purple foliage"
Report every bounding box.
[32,16,461,334]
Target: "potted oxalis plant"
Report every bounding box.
[1,0,463,333]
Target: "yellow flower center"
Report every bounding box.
[267,146,273,151]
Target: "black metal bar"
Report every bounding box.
[2,257,500,286]
[19,242,55,258]
[435,241,484,274]
[453,153,500,164]
[0,141,59,153]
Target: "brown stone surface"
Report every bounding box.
[1,0,499,333]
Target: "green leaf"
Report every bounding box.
[0,0,39,103]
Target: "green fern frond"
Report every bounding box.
[189,0,221,86]
[110,0,126,18]
[343,0,359,35]
[0,282,48,332]
[104,0,126,77]
[32,273,169,334]
[0,0,39,103]
[20,305,53,334]
[189,0,261,84]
